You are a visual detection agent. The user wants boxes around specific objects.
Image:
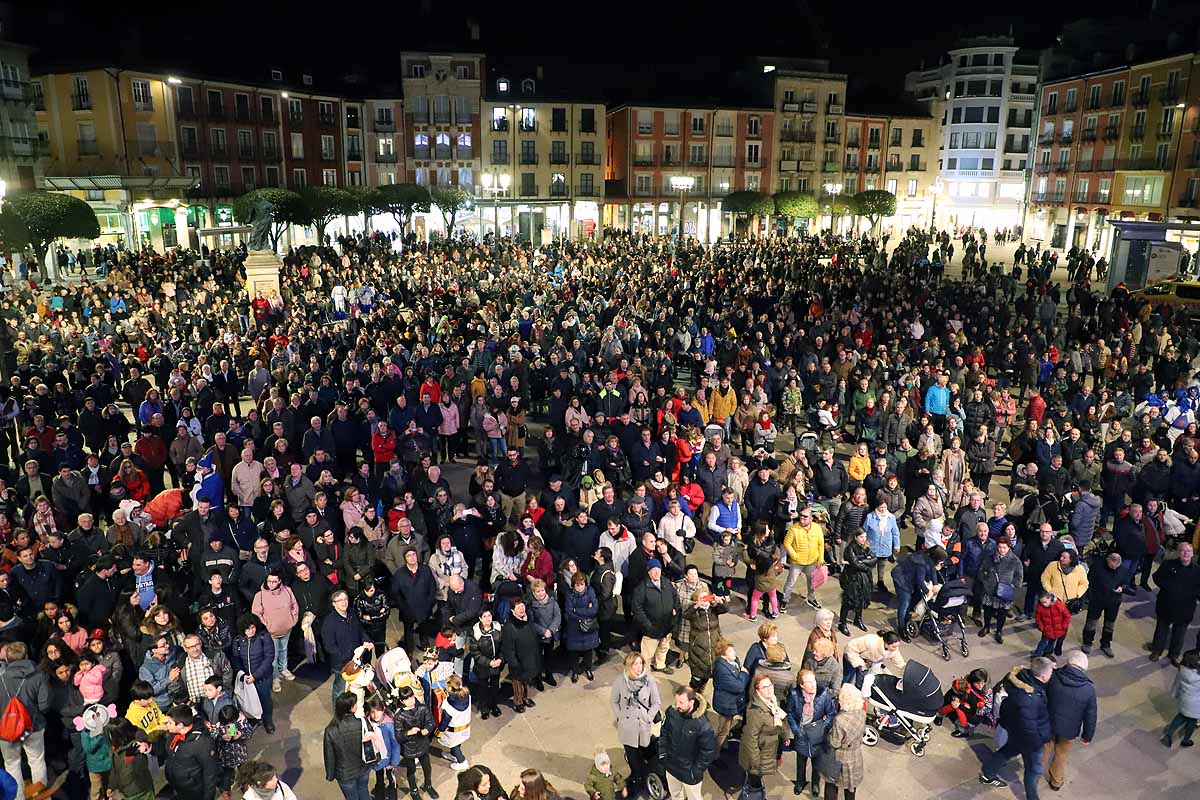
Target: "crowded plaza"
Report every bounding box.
[0,219,1196,800]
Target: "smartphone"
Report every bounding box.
[226,724,238,738]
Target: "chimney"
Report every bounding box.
[536,64,544,81]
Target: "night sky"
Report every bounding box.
[9,0,1160,97]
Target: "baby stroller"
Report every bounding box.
[862,660,943,758]
[907,577,971,661]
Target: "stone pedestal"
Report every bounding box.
[243,249,281,297]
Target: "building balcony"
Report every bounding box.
[1076,159,1116,172]
[319,114,336,127]
[519,120,538,132]
[413,145,431,160]
[634,155,655,166]
[548,151,570,165]
[71,93,91,111]
[863,164,880,174]
[210,106,227,119]
[1038,133,1055,145]
[1081,128,1097,142]
[780,159,798,172]
[1053,162,1071,173]
[549,183,569,198]
[519,153,539,165]
[519,183,539,197]
[742,159,762,169]
[1110,94,1125,107]
[824,133,841,144]
[661,155,682,167]
[576,183,599,197]
[827,102,844,114]
[261,111,277,124]
[490,152,509,164]
[1102,125,1120,141]
[867,140,881,150]
[180,142,201,158]
[234,110,253,123]
[1035,163,1051,174]
[288,111,302,124]
[320,150,336,161]
[1043,105,1058,116]
[128,139,162,157]
[782,101,799,112]
[375,151,398,163]
[908,162,927,171]
[33,96,45,111]
[434,145,452,159]
[238,146,255,160]
[1132,90,1150,107]
[133,99,154,112]
[1010,92,1037,103]
[687,157,707,167]
[781,130,817,143]
[0,79,31,102]
[634,184,656,196]
[822,161,839,172]
[663,127,681,137]
[576,151,599,165]
[1007,116,1033,129]
[1063,102,1078,113]
[491,119,509,132]
[262,147,281,161]
[579,124,597,134]
[0,136,40,158]
[433,111,451,124]
[1086,99,1102,111]
[1157,126,1173,139]
[347,148,363,161]
[373,117,395,132]
[1130,125,1145,140]
[885,161,904,171]
[1059,132,1073,144]
[1004,142,1029,153]
[455,147,473,160]
[1034,192,1065,203]
[715,125,733,137]
[636,124,653,135]
[1071,190,1092,203]
[1160,87,1180,104]
[846,139,860,149]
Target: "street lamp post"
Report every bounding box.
[823,182,843,234]
[929,178,944,232]
[669,176,695,244]
[480,171,511,255]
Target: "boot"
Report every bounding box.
[543,671,557,688]
[854,614,867,632]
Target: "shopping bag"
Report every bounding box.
[811,564,829,591]
[234,672,263,719]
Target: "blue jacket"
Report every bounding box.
[231,631,274,684]
[785,687,837,757]
[563,586,600,652]
[924,384,949,416]
[960,536,998,579]
[891,551,939,593]
[138,649,180,707]
[321,610,367,667]
[863,510,900,558]
[1044,665,1097,742]
[998,667,1052,751]
[712,657,750,717]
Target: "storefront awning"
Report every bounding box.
[43,175,198,191]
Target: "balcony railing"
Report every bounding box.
[885,161,904,172]
[262,146,281,161]
[844,163,859,173]
[1034,192,1065,203]
[801,101,818,113]
[455,147,472,160]
[133,99,154,112]
[433,110,451,124]
[546,151,569,166]
[1111,94,1124,107]
[1086,98,1102,111]
[1044,105,1058,116]
[1130,125,1145,140]
[180,141,201,158]
[687,157,707,166]
[1157,126,1173,139]
[238,146,255,160]
[491,152,509,164]
[490,119,509,132]
[519,183,538,197]
[1063,102,1078,113]
[824,133,841,144]
[1007,115,1033,129]
[661,155,682,166]
[1081,128,1097,142]
[846,139,861,149]
[634,155,655,166]
[129,139,161,157]
[1038,133,1055,145]
[33,96,45,111]
[71,93,91,111]
[867,140,881,150]
[576,183,599,197]
[209,105,226,119]
[822,161,839,172]
[288,111,302,124]
[1102,125,1120,140]
[1004,141,1029,153]
[1161,87,1180,104]
[0,136,39,158]
[347,148,363,161]
[1059,132,1073,144]
[1132,90,1150,107]
[0,79,30,102]
[1035,163,1051,174]
[519,152,538,165]
[827,103,844,114]
[1121,157,1168,170]
[375,151,398,163]
[414,145,430,159]
[77,139,99,156]
[781,130,817,143]
[373,117,395,132]
[711,156,734,167]
[1076,159,1116,172]
[1053,162,1071,173]
[434,145,452,159]
[235,109,253,123]
[576,151,599,165]
[579,124,597,134]
[715,125,733,137]
[782,101,799,112]
[261,110,277,124]
[519,120,538,132]
[863,164,880,174]
[549,183,569,198]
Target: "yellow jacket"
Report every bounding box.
[1040,561,1089,601]
[784,522,824,566]
[848,454,871,483]
[708,386,738,424]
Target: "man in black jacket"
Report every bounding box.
[390,548,438,654]
[495,447,532,524]
[321,590,369,704]
[743,463,781,529]
[1149,543,1200,664]
[1082,552,1126,658]
[159,706,219,800]
[659,685,716,800]
[75,556,120,631]
[632,559,678,674]
[980,658,1053,794]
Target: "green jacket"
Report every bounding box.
[81,730,112,773]
[584,764,626,800]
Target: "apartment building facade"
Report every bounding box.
[604,103,774,240]
[1029,54,1198,253]
[0,40,42,194]
[840,112,939,230]
[480,69,605,241]
[364,96,404,186]
[761,58,848,195]
[905,36,1038,229]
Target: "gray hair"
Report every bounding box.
[814,608,835,627]
[1065,650,1089,671]
[1031,656,1056,681]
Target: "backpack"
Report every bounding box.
[605,567,623,598]
[0,678,31,743]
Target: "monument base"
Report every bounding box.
[243,249,282,297]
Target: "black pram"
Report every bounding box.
[908,576,971,661]
[862,660,943,757]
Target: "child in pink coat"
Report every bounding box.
[74,652,109,704]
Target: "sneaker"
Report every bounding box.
[745,614,759,622]
[778,600,789,613]
[764,608,778,619]
[806,597,821,610]
[1161,734,1173,748]
[978,774,1007,788]
[272,678,282,693]
[280,669,296,681]
[1012,612,1026,622]
[1100,646,1115,658]
[424,787,440,799]
[951,729,966,738]
[1182,739,1195,748]
[450,760,470,771]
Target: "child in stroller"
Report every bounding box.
[863,660,944,757]
[908,576,972,661]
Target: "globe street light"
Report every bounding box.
[669,176,695,244]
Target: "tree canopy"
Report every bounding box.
[296,186,361,241]
[853,190,897,230]
[232,187,304,250]
[5,191,100,265]
[773,191,819,220]
[367,183,432,234]
[430,186,471,235]
[723,190,775,218]
[821,193,858,218]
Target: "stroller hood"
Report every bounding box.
[879,660,944,718]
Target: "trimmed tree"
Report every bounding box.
[370,183,431,239]
[822,193,858,225]
[232,187,304,251]
[723,190,774,236]
[773,191,819,234]
[0,207,30,257]
[852,190,896,233]
[6,191,100,272]
[430,186,471,237]
[296,186,361,242]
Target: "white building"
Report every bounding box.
[905,36,1038,230]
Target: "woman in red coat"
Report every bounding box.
[520,536,555,590]
[113,459,151,502]
[370,420,397,475]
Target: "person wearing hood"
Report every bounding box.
[1082,551,1125,658]
[1043,651,1097,791]
[658,685,716,800]
[979,657,1053,796]
[500,597,541,713]
[1149,542,1200,664]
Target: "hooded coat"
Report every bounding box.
[997,667,1051,751]
[658,693,716,785]
[1045,664,1097,742]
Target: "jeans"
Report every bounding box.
[895,588,915,632]
[983,740,1043,800]
[0,728,47,800]
[256,680,274,726]
[1164,713,1198,744]
[782,563,820,601]
[337,772,372,800]
[272,633,290,677]
[842,657,863,689]
[332,672,347,707]
[1032,635,1064,657]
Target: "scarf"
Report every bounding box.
[761,692,787,728]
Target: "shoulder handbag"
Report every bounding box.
[233,644,263,719]
[360,717,383,766]
[995,581,1015,603]
[1061,574,1084,614]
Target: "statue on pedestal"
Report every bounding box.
[247,196,274,251]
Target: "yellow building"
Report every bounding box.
[761,57,848,194]
[1112,53,1191,222]
[479,67,605,242]
[33,66,196,249]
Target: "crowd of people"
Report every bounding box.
[0,220,1196,800]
